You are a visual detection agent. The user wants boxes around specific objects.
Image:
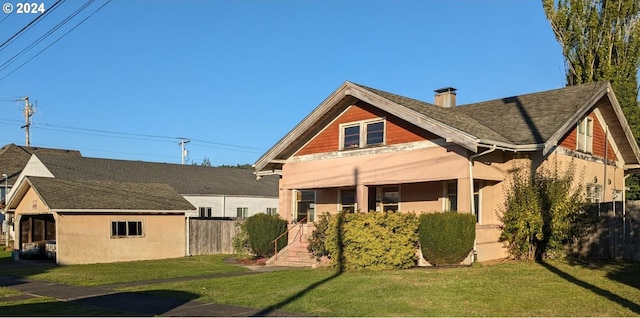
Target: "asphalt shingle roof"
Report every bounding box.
[0,144,81,185]
[27,176,194,211]
[35,154,278,197]
[353,81,608,145]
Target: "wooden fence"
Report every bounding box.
[188,219,240,255]
[570,200,640,261]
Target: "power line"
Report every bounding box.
[0,0,111,82]
[0,0,94,72]
[0,0,64,53]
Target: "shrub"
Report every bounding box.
[499,160,592,261]
[419,212,476,266]
[308,212,331,260]
[325,211,419,271]
[240,213,288,258]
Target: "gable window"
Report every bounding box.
[340,119,385,150]
[382,186,399,212]
[341,189,356,213]
[237,207,248,219]
[111,221,143,238]
[444,181,458,212]
[577,117,593,153]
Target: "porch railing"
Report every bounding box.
[272,216,307,261]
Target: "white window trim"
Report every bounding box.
[473,181,482,224]
[577,117,594,154]
[339,118,386,150]
[442,181,458,212]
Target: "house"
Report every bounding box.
[0,144,81,241]
[255,81,640,264]
[7,176,194,265]
[6,154,279,264]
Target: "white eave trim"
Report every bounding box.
[54,209,193,214]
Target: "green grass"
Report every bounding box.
[0,254,248,286]
[2,253,640,316]
[122,260,640,316]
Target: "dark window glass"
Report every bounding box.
[343,126,360,149]
[341,189,356,213]
[366,122,384,145]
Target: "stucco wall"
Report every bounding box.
[55,213,185,265]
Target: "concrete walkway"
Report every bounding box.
[0,260,307,317]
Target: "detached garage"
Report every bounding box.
[7,176,196,265]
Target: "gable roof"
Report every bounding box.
[9,176,194,212]
[0,143,81,186]
[32,154,278,197]
[255,81,640,173]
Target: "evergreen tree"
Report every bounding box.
[543,0,640,198]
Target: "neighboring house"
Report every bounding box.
[0,144,81,240]
[6,154,279,264]
[7,176,193,265]
[255,81,640,263]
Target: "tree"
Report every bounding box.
[543,0,640,198]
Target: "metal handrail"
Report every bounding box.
[273,216,307,261]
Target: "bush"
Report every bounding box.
[238,213,288,258]
[499,160,591,261]
[419,212,476,266]
[308,212,331,260]
[325,211,419,271]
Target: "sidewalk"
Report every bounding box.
[0,260,307,317]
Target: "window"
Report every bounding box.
[444,181,457,212]
[340,119,385,150]
[577,117,593,153]
[295,190,315,222]
[341,189,356,213]
[266,207,278,216]
[366,121,384,145]
[111,221,143,238]
[343,125,360,149]
[199,207,212,218]
[473,181,481,223]
[382,187,399,212]
[586,184,602,203]
[237,207,248,219]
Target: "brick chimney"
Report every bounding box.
[434,87,457,107]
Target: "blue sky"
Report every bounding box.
[0,1,566,166]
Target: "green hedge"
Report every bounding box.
[419,212,476,265]
[325,211,419,271]
[242,213,288,258]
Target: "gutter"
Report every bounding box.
[468,145,497,263]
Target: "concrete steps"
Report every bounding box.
[267,240,317,267]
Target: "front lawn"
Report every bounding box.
[0,254,248,286]
[122,260,640,316]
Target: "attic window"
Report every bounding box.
[577,117,593,153]
[340,119,385,150]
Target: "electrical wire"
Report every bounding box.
[0,0,64,53]
[0,0,94,72]
[0,0,111,82]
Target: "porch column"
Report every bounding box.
[356,184,368,212]
[457,178,472,213]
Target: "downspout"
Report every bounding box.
[624,174,631,248]
[186,214,191,256]
[469,145,497,263]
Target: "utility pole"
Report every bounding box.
[21,97,35,147]
[178,138,190,165]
